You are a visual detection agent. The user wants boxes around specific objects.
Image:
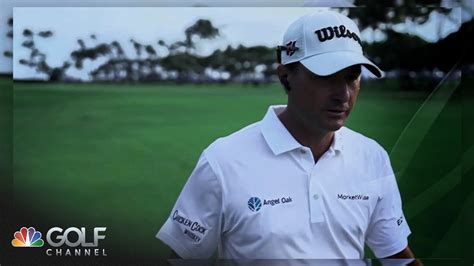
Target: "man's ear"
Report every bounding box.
[277,64,292,92]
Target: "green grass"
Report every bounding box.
[0,76,12,200]
[13,80,462,259]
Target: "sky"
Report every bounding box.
[3,4,469,79]
[12,7,333,80]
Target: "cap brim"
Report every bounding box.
[300,51,384,78]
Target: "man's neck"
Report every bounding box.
[278,108,334,163]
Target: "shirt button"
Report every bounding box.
[313,194,319,200]
[300,149,306,154]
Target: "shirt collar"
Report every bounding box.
[329,127,344,156]
[260,105,344,156]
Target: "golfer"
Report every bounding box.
[156,10,418,262]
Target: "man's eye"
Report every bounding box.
[346,74,360,81]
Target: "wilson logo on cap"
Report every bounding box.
[314,25,362,46]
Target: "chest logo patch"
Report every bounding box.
[248,197,262,212]
[248,196,293,212]
[337,194,369,200]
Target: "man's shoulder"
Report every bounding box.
[340,126,388,156]
[341,127,392,181]
[204,121,265,159]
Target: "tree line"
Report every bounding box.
[4,3,472,85]
[11,18,277,84]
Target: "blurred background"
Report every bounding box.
[2,0,473,262]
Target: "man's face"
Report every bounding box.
[284,63,361,132]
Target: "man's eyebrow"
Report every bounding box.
[349,67,362,74]
[347,70,361,76]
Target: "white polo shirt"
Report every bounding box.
[156,105,411,259]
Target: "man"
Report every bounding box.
[156,10,418,262]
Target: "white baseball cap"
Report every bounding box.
[280,10,384,78]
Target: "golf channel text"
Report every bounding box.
[45,227,107,256]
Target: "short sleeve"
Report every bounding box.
[156,153,222,259]
[366,150,411,258]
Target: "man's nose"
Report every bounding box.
[331,82,350,103]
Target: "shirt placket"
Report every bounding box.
[300,148,329,223]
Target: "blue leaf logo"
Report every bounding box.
[248,197,262,212]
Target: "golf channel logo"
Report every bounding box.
[12,226,107,256]
[12,227,44,247]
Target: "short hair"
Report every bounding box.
[276,45,301,92]
[284,62,300,73]
[278,62,300,93]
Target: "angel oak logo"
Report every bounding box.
[248,197,262,212]
[248,196,293,212]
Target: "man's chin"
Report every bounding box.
[325,120,345,132]
[305,116,346,132]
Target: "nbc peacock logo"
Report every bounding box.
[12,227,45,247]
